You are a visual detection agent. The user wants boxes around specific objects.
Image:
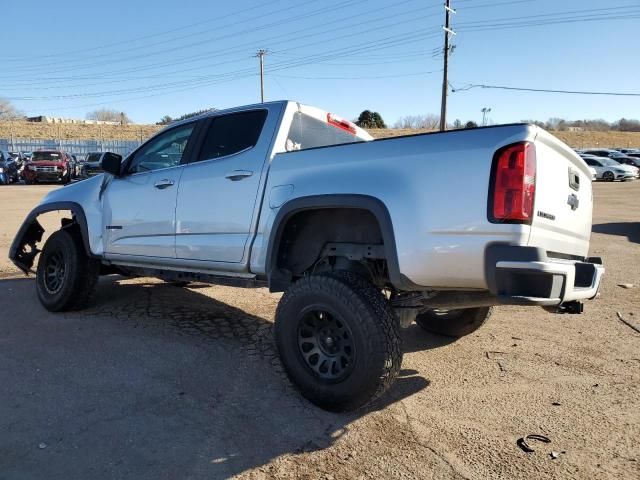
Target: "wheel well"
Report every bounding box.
[271,208,388,290]
[9,202,93,273]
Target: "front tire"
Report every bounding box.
[603,171,615,182]
[275,272,402,412]
[415,307,493,338]
[36,229,100,312]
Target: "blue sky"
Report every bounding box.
[2,0,639,125]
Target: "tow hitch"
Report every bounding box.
[546,301,584,314]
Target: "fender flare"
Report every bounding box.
[264,194,409,291]
[9,201,93,273]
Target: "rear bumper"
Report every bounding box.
[485,244,604,306]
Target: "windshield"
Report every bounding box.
[601,158,621,167]
[85,153,102,163]
[31,151,62,162]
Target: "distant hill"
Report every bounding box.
[368,128,640,149]
[1,121,639,149]
[0,121,161,142]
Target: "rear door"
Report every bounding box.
[103,121,198,258]
[174,108,274,264]
[528,131,594,258]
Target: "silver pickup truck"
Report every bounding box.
[10,100,604,411]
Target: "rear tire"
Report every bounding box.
[415,307,492,338]
[36,229,100,312]
[275,271,402,412]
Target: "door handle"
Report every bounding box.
[225,170,253,181]
[154,179,175,189]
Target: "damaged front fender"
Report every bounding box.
[8,202,93,274]
[10,218,45,274]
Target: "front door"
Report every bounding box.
[174,109,271,264]
[103,121,197,258]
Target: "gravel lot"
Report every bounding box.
[0,181,638,479]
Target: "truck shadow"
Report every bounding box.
[0,276,444,479]
[592,222,640,244]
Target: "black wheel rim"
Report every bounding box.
[297,308,356,382]
[43,251,66,294]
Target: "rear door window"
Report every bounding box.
[196,110,267,162]
[287,112,363,151]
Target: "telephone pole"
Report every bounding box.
[439,0,455,131]
[256,49,268,103]
[481,107,492,126]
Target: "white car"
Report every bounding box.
[580,154,637,181]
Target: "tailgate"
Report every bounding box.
[528,129,592,258]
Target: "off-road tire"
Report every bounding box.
[415,307,493,338]
[275,271,402,412]
[36,228,100,312]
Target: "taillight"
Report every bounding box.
[327,113,357,135]
[489,142,536,223]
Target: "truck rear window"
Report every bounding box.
[287,112,363,152]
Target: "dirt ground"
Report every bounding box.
[0,181,638,479]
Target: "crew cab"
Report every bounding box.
[9,101,604,412]
[23,150,72,184]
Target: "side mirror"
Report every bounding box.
[101,152,123,177]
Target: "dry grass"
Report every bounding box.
[0,121,162,142]
[2,120,640,149]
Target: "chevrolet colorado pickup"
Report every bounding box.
[10,101,604,411]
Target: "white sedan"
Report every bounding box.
[580,154,638,181]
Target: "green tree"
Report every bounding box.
[355,110,387,129]
[156,115,173,125]
[465,120,479,128]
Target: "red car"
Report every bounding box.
[23,150,72,184]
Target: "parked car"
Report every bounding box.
[580,154,637,181]
[66,153,79,179]
[79,152,105,178]
[9,101,604,412]
[9,151,27,165]
[0,150,20,184]
[583,148,640,165]
[613,148,640,155]
[22,150,72,184]
[614,156,640,173]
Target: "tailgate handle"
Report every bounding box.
[568,167,580,191]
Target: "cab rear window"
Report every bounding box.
[286,112,364,152]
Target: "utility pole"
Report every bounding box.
[439,0,455,131]
[481,107,492,126]
[255,49,268,103]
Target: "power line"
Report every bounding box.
[452,83,640,96]
[0,0,427,80]
[10,29,441,104]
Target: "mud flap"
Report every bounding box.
[12,219,45,274]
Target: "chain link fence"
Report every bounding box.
[0,138,141,158]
